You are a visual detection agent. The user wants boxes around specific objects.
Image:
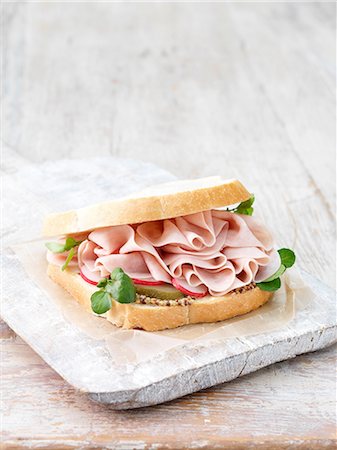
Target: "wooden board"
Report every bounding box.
[1,158,336,409]
[2,333,336,449]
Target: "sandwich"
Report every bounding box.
[44,177,295,332]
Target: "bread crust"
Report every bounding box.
[47,264,272,332]
[42,177,250,237]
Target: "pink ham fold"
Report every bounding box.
[75,210,280,296]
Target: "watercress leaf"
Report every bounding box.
[257,277,281,292]
[92,268,136,305]
[64,237,83,251]
[111,279,136,304]
[278,248,296,268]
[263,264,286,283]
[233,194,255,215]
[104,280,116,295]
[91,290,112,314]
[237,206,254,216]
[238,194,255,210]
[110,267,125,282]
[109,270,136,304]
[97,278,108,288]
[45,242,66,253]
[46,237,82,254]
[63,237,76,250]
[61,247,75,271]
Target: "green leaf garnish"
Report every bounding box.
[97,278,108,288]
[90,268,136,315]
[45,237,82,253]
[45,242,67,253]
[278,248,296,268]
[61,247,75,271]
[46,237,83,271]
[262,264,286,283]
[109,268,136,304]
[256,277,281,291]
[227,194,255,216]
[110,267,126,282]
[257,248,296,292]
[235,194,255,215]
[91,290,112,314]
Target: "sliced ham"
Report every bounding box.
[74,210,281,296]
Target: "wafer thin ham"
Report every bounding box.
[65,210,280,296]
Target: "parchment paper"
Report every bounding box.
[11,239,313,366]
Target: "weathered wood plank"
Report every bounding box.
[1,335,336,448]
[3,3,335,287]
[2,1,336,448]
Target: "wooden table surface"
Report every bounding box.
[2,2,336,449]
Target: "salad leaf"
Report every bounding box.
[256,277,281,292]
[91,290,112,314]
[262,264,286,283]
[257,248,296,292]
[228,194,255,216]
[108,268,136,304]
[46,237,83,271]
[61,247,75,271]
[97,278,108,288]
[45,237,82,253]
[90,267,136,315]
[278,248,296,268]
[45,241,67,253]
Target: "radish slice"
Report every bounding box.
[80,270,100,286]
[132,278,164,286]
[171,278,208,298]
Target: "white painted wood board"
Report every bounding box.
[2,158,336,409]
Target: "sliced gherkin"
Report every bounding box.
[135,283,185,300]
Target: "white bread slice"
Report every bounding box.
[43,176,250,237]
[47,264,272,332]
